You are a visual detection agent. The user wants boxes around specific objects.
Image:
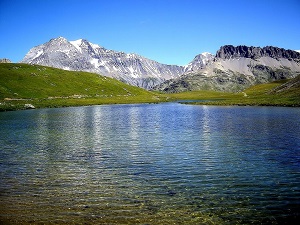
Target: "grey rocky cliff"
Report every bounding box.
[154,45,300,93]
[216,45,300,60]
[21,39,300,92]
[183,52,214,73]
[21,37,185,89]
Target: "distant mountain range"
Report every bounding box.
[21,37,212,89]
[21,37,300,92]
[156,45,300,92]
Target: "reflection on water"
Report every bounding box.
[0,104,300,224]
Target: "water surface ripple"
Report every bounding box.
[0,103,299,224]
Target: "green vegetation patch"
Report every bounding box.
[0,63,165,111]
[164,76,300,107]
[187,78,300,107]
[1,63,299,111]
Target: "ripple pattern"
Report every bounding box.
[0,104,300,224]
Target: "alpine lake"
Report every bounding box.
[0,103,299,224]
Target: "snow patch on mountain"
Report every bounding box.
[90,42,101,49]
[27,38,300,93]
[183,52,214,73]
[90,58,100,67]
[33,50,44,60]
[70,39,82,52]
[21,37,189,89]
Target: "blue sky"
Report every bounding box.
[1,0,300,65]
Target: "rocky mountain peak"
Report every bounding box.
[262,46,300,59]
[77,39,97,54]
[45,37,75,51]
[183,52,214,73]
[216,45,300,59]
[154,44,300,93]
[21,38,300,92]
[49,37,68,44]
[21,37,185,89]
[0,58,11,63]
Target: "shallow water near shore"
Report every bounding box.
[0,103,299,224]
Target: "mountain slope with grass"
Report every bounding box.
[1,63,299,111]
[187,76,300,106]
[0,63,164,111]
[21,37,185,89]
[269,74,300,97]
[154,45,300,93]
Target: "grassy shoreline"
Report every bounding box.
[1,63,299,112]
[0,95,168,112]
[1,90,299,112]
[165,79,300,107]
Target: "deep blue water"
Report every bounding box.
[0,103,299,224]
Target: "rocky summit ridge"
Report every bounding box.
[21,37,210,89]
[21,37,300,92]
[155,45,300,92]
[216,45,300,60]
[0,58,12,63]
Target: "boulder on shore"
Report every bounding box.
[24,104,35,109]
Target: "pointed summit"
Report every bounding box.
[70,38,102,53]
[183,52,214,73]
[49,36,68,43]
[21,37,184,89]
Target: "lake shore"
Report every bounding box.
[1,94,299,112]
[1,63,299,112]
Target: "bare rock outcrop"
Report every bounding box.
[0,58,12,63]
[216,45,300,60]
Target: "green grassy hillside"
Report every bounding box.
[269,75,300,97]
[177,77,300,107]
[1,63,299,111]
[0,63,164,111]
[219,77,300,106]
